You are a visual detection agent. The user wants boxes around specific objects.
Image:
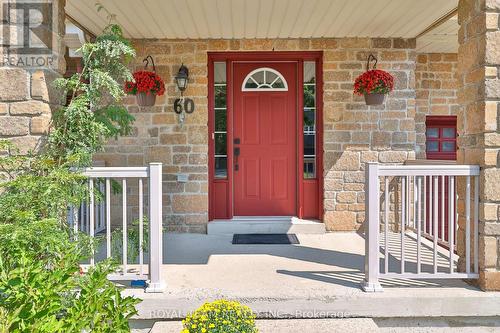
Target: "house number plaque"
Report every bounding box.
[173,98,195,114]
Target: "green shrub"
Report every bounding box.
[181,300,258,333]
[0,220,139,333]
[0,5,141,332]
[111,217,149,264]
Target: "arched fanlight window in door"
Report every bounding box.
[242,67,288,91]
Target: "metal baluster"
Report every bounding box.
[413,176,417,229]
[86,196,90,234]
[474,176,479,274]
[466,176,471,274]
[423,176,427,235]
[433,176,438,273]
[441,176,445,241]
[122,179,127,274]
[384,177,389,274]
[449,176,455,273]
[106,178,111,258]
[417,176,422,274]
[72,206,78,235]
[79,202,84,233]
[429,176,433,237]
[89,179,95,266]
[401,177,405,274]
[139,178,144,276]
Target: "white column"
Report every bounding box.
[362,162,383,292]
[146,162,165,293]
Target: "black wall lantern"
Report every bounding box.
[175,64,189,94]
[173,64,195,125]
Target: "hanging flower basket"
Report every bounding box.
[363,93,386,105]
[124,56,165,107]
[135,91,157,106]
[353,54,394,105]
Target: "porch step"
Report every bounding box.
[207,216,326,235]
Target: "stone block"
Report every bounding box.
[484,222,500,235]
[172,194,208,213]
[30,116,51,134]
[146,146,172,165]
[486,31,500,64]
[153,113,175,124]
[188,153,208,165]
[337,192,357,203]
[485,66,498,77]
[481,203,499,221]
[361,151,378,163]
[483,237,499,268]
[310,39,338,49]
[324,179,343,191]
[31,70,61,103]
[380,51,407,61]
[173,154,188,165]
[324,50,347,61]
[8,136,42,154]
[0,117,29,136]
[339,38,370,49]
[486,78,500,98]
[127,154,144,166]
[160,133,187,144]
[0,68,29,101]
[187,126,207,144]
[483,168,500,201]
[324,211,357,231]
[393,38,416,49]
[371,132,391,148]
[479,271,500,291]
[379,151,407,163]
[329,151,360,171]
[372,38,392,48]
[10,100,51,116]
[380,120,399,131]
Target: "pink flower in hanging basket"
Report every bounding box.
[353,69,394,95]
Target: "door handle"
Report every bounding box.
[234,147,240,171]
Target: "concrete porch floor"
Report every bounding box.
[122,232,500,320]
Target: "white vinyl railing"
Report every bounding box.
[362,162,480,292]
[70,163,165,293]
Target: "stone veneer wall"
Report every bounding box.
[0,0,65,155]
[94,38,418,233]
[415,53,459,158]
[457,0,500,290]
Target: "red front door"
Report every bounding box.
[233,62,297,216]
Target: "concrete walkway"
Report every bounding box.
[137,317,500,333]
[121,233,500,320]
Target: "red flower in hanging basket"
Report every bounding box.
[124,70,165,96]
[353,69,394,96]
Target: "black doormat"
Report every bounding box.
[232,233,299,245]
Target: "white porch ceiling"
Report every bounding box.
[66,0,457,40]
[416,15,459,53]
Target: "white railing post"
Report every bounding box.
[362,162,383,292]
[146,162,165,293]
